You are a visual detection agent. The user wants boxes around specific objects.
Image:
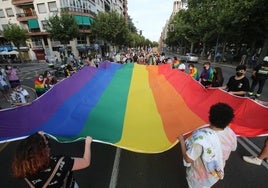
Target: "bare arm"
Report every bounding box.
[251,70,256,77]
[220,85,227,90]
[228,90,247,96]
[12,102,31,106]
[178,135,194,163]
[72,136,92,171]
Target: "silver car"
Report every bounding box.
[186,53,199,63]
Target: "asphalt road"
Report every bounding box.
[0,60,268,188]
[1,137,268,188]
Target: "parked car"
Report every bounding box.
[179,53,199,63]
[185,53,199,63]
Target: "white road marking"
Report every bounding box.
[240,137,262,153]
[109,148,121,188]
[238,137,268,169]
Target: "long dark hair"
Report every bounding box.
[12,133,50,178]
[212,67,224,87]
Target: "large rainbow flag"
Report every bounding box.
[0,62,268,153]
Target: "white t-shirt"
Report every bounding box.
[10,90,27,105]
[178,63,186,71]
[184,126,237,188]
[0,75,8,86]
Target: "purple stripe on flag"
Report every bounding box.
[0,67,98,139]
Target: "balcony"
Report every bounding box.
[12,0,34,6]
[79,29,91,34]
[27,31,49,36]
[16,10,37,22]
[60,7,96,16]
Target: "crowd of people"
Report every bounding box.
[185,56,268,100]
[34,70,58,98]
[0,65,31,108]
[1,51,268,109]
[107,50,267,102]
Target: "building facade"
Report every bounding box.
[0,0,128,61]
[158,0,186,52]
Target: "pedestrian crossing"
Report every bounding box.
[238,137,268,169]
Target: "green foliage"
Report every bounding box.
[152,41,159,47]
[46,13,79,45]
[128,16,138,33]
[2,24,29,48]
[91,11,129,46]
[166,0,268,56]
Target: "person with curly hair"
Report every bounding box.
[178,103,237,188]
[12,132,92,188]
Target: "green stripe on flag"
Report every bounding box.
[83,63,134,143]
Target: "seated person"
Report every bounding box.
[10,83,30,107]
[64,64,75,78]
[34,74,47,97]
[199,62,214,87]
[44,70,58,89]
[178,62,186,72]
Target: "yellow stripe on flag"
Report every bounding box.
[115,64,171,153]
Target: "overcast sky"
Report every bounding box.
[127,0,173,42]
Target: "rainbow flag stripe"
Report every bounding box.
[0,62,268,153]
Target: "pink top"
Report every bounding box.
[6,68,19,81]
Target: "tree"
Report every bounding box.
[46,13,79,52]
[128,16,138,34]
[166,0,268,61]
[2,23,29,60]
[91,11,129,46]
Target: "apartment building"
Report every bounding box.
[0,0,128,61]
[158,0,186,51]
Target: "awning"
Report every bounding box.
[75,15,91,26]
[76,46,86,51]
[28,19,39,29]
[0,50,19,55]
[0,45,13,52]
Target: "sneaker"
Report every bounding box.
[256,93,261,98]
[248,92,254,96]
[243,156,262,165]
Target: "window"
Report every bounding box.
[41,20,48,30]
[32,38,43,47]
[48,1,58,12]
[37,3,47,14]
[77,35,86,45]
[0,9,5,18]
[2,24,9,30]
[6,8,14,17]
